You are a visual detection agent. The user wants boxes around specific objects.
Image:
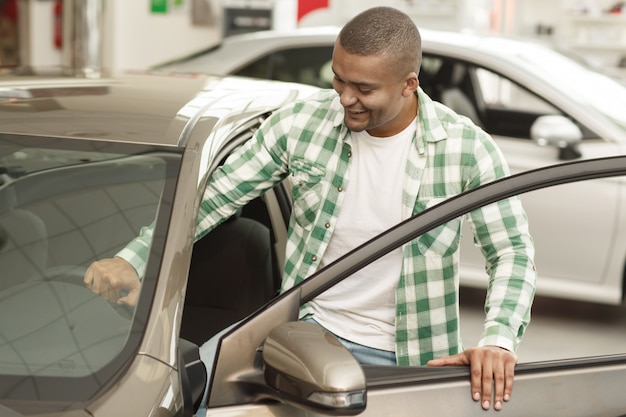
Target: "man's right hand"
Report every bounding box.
[84,257,141,306]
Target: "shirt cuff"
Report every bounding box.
[478,323,517,352]
[115,240,149,279]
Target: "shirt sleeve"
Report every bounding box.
[114,107,293,276]
[465,133,537,352]
[114,224,154,278]
[474,195,536,352]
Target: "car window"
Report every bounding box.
[474,67,557,114]
[420,55,494,130]
[0,135,181,402]
[234,46,334,88]
[420,55,597,140]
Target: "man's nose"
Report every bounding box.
[339,87,358,107]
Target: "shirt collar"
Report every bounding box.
[329,87,448,146]
[416,87,448,144]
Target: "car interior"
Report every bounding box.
[181,206,276,345]
[0,154,166,292]
[0,208,48,290]
[180,190,285,346]
[234,46,335,89]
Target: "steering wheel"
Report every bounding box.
[44,265,134,320]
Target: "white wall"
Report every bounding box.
[18,0,61,70]
[19,0,626,76]
[105,0,222,75]
[20,0,222,75]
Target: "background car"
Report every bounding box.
[156,27,626,305]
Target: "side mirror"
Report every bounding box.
[263,321,366,415]
[530,115,583,160]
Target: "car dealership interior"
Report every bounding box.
[2,1,626,416]
[2,0,626,79]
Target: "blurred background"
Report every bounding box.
[2,0,625,78]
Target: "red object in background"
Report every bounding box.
[297,0,328,22]
[54,0,62,48]
[1,0,17,22]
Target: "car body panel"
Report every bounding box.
[0,75,203,145]
[362,360,626,417]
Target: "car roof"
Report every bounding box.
[155,25,556,74]
[0,72,319,146]
[155,26,341,75]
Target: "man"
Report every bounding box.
[85,6,536,412]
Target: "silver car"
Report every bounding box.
[0,72,625,417]
[157,26,626,305]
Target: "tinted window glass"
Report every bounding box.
[235,46,334,88]
[0,135,181,402]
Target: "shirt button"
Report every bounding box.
[325,222,330,228]
[347,151,352,158]
[311,255,318,262]
[337,186,343,192]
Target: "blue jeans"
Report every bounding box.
[195,319,396,417]
[303,318,397,366]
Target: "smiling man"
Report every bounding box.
[85,6,536,413]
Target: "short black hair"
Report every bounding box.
[338,6,422,79]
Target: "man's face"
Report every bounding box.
[331,42,417,138]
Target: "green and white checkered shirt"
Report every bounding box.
[118,88,536,366]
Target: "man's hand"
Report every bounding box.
[426,345,517,411]
[84,257,141,306]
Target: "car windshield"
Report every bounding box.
[0,134,181,402]
[512,42,626,131]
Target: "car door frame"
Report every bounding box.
[203,155,626,416]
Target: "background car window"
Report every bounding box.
[234,46,334,88]
[420,56,487,129]
[474,67,557,114]
[420,55,596,140]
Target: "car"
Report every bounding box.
[0,72,625,417]
[155,26,626,305]
[153,26,339,89]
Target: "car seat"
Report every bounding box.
[180,211,275,346]
[0,209,48,291]
[433,61,483,127]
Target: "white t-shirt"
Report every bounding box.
[309,118,416,351]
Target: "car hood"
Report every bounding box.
[0,72,320,146]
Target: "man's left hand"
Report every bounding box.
[426,345,517,411]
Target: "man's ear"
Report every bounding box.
[403,72,419,97]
